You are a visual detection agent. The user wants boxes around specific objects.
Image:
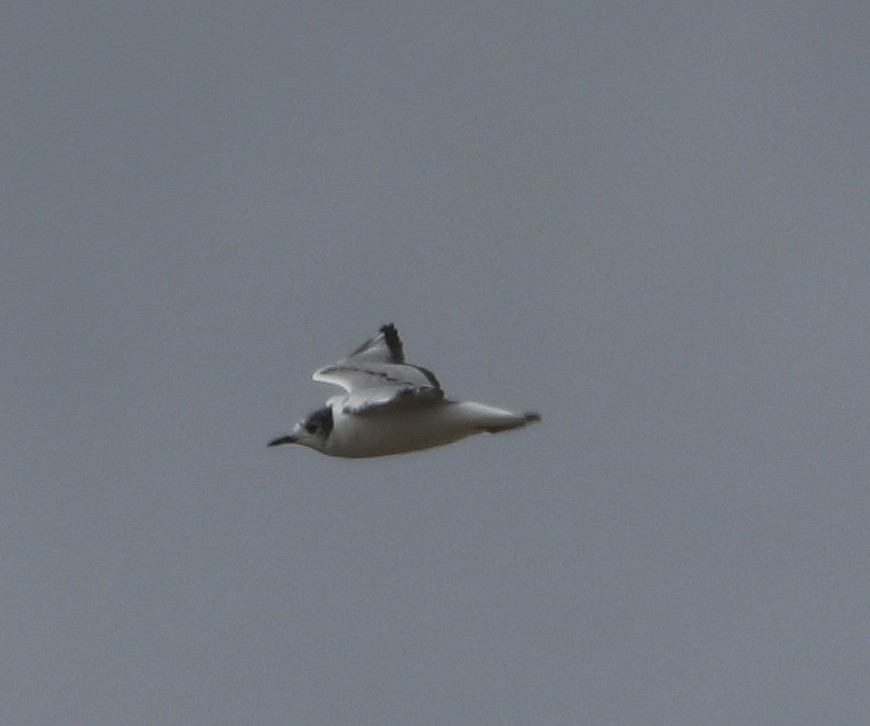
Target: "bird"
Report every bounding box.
[268,323,541,458]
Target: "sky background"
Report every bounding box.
[4,3,870,724]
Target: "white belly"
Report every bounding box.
[324,401,531,458]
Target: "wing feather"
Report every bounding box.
[313,324,443,415]
[345,323,405,363]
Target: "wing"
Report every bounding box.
[313,324,444,415]
[345,322,406,364]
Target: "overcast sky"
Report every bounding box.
[4,3,869,724]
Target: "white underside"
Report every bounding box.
[322,401,536,458]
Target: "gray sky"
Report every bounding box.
[4,3,869,724]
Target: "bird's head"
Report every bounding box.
[268,406,334,452]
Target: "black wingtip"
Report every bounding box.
[524,412,542,424]
[268,435,296,447]
[379,323,404,362]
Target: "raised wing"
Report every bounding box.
[345,322,406,364]
[313,324,443,415]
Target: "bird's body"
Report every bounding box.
[317,400,537,458]
[268,324,540,458]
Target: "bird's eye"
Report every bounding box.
[301,408,332,438]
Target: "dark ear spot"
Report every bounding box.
[304,407,334,438]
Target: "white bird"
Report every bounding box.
[268,324,541,458]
